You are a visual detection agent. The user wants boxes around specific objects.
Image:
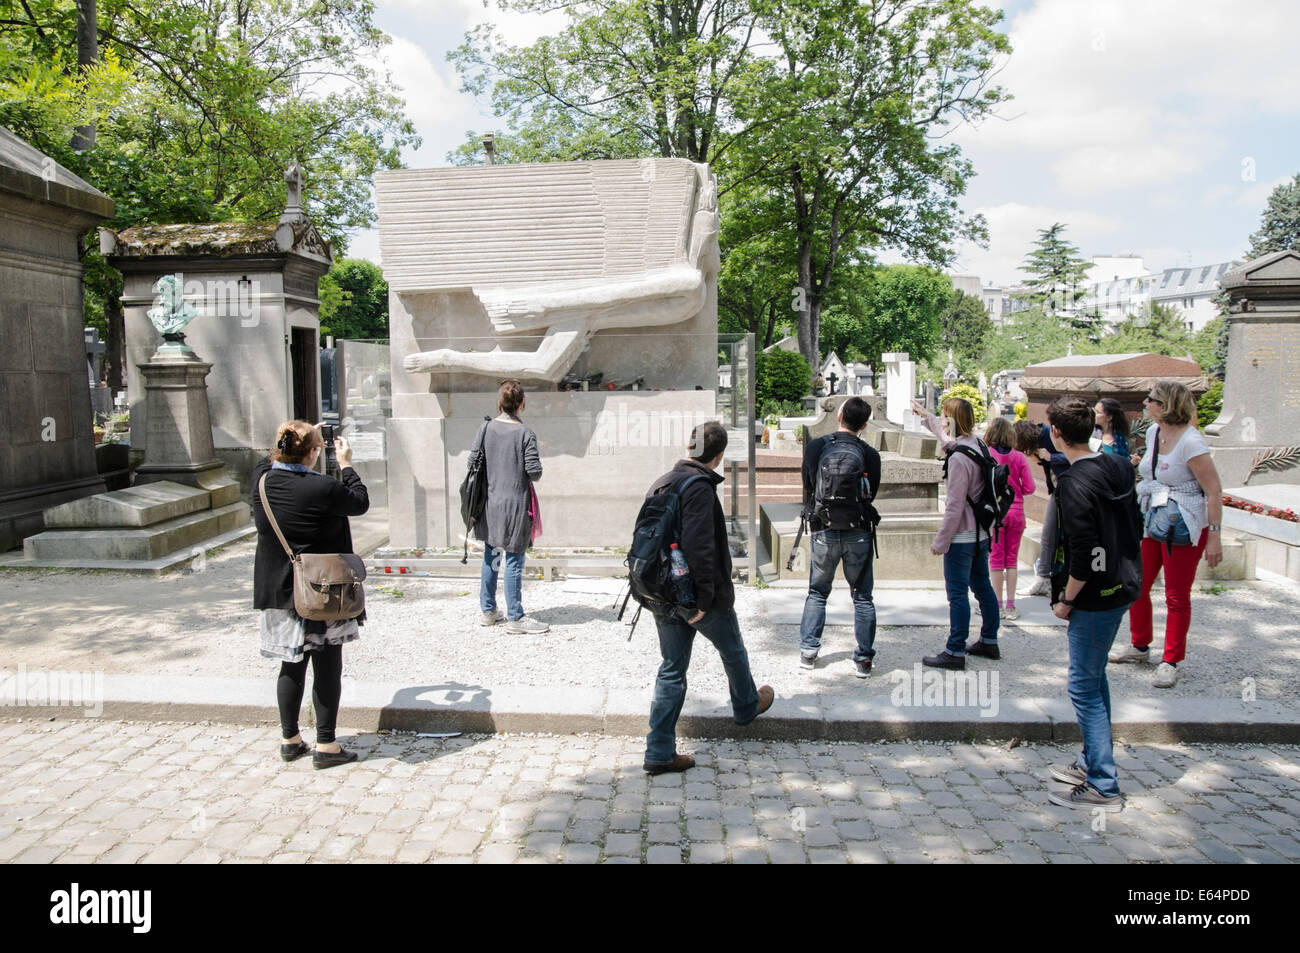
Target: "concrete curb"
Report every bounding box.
[4,674,1298,744]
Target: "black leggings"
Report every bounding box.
[277,643,343,744]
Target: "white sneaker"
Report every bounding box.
[506,615,550,634]
[1002,606,1020,621]
[1109,643,1153,664]
[480,610,504,626]
[1021,577,1051,597]
[1154,662,1179,688]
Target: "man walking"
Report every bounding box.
[1044,397,1143,813]
[797,397,883,677]
[642,421,774,775]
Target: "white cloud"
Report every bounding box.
[345,227,382,265]
[956,0,1300,193]
[375,36,464,130]
[948,202,1121,284]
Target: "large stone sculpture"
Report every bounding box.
[374,157,722,549]
[380,158,719,386]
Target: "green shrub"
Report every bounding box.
[1197,379,1223,429]
[758,398,806,419]
[755,350,812,406]
[940,382,987,424]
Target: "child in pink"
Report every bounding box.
[985,417,1035,620]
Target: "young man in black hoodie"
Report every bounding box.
[641,421,774,774]
[1045,397,1143,812]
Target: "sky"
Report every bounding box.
[343,0,1300,287]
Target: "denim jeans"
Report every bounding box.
[480,544,525,620]
[799,529,877,661]
[943,539,1000,656]
[646,607,760,764]
[1066,604,1128,798]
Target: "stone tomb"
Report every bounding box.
[105,169,333,491]
[1206,249,1300,487]
[0,127,112,551]
[375,158,720,548]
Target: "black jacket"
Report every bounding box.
[647,459,733,614]
[251,458,370,610]
[801,431,883,532]
[1051,453,1143,612]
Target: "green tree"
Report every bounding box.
[754,348,811,406]
[1103,301,1191,356]
[448,0,763,166]
[1014,222,1091,315]
[318,258,389,340]
[0,0,418,387]
[740,0,1008,371]
[1247,173,1300,259]
[941,290,993,364]
[857,265,950,371]
[979,307,1072,375]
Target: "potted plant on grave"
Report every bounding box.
[811,375,826,397]
[762,413,780,445]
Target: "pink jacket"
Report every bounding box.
[988,444,1035,514]
[924,416,984,553]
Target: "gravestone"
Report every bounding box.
[374,157,719,548]
[104,166,333,491]
[882,352,920,430]
[1205,249,1300,487]
[0,128,112,551]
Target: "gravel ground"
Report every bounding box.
[3,537,1298,704]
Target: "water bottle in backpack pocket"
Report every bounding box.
[669,543,696,610]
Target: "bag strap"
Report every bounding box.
[1151,424,1160,477]
[257,473,298,561]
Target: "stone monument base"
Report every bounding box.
[387,389,719,549]
[19,480,251,569]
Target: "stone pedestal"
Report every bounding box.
[133,351,242,505]
[1205,250,1300,487]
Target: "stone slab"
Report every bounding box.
[23,501,250,562]
[40,481,211,529]
[0,523,256,573]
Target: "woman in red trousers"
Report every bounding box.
[1110,381,1223,688]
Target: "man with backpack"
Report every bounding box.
[638,421,774,775]
[1044,397,1143,813]
[797,397,883,677]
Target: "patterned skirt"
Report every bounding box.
[259,608,361,663]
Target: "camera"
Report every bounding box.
[320,423,338,476]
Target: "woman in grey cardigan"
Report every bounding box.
[477,380,549,633]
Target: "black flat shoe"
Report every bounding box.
[313,746,358,770]
[280,740,310,762]
[922,650,965,670]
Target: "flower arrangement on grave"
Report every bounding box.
[1222,494,1299,522]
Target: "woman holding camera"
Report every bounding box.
[252,420,369,768]
[1110,381,1223,688]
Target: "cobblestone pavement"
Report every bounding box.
[1,719,1297,864]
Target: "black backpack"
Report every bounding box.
[616,473,710,637]
[458,417,491,564]
[943,439,1014,546]
[812,433,876,532]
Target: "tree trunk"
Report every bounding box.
[103,272,125,392]
[71,0,98,151]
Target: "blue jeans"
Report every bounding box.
[646,608,760,764]
[480,544,525,620]
[943,539,1000,656]
[799,529,876,661]
[1066,604,1127,798]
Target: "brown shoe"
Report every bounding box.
[736,685,775,726]
[643,753,695,775]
